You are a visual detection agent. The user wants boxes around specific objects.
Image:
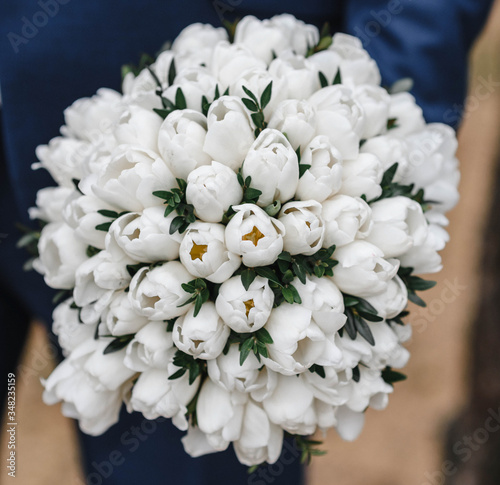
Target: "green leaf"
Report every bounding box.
[256,328,273,345]
[387,118,398,131]
[318,71,329,88]
[381,367,407,384]
[281,286,294,304]
[153,108,171,120]
[242,86,258,104]
[168,58,176,86]
[175,88,187,110]
[244,187,262,203]
[309,364,326,378]
[251,111,265,128]
[408,276,437,291]
[72,178,83,194]
[239,338,254,365]
[316,35,332,52]
[299,163,311,178]
[95,222,112,232]
[352,365,360,382]
[86,245,101,258]
[381,163,399,187]
[255,267,281,286]
[278,252,292,262]
[126,263,149,278]
[289,284,302,304]
[153,190,172,200]
[241,269,257,291]
[344,310,357,340]
[103,335,134,355]
[168,368,187,381]
[97,209,120,218]
[292,262,307,285]
[146,65,162,88]
[242,98,259,112]
[260,81,273,110]
[357,310,383,322]
[333,68,342,85]
[169,216,186,235]
[193,295,203,317]
[354,315,375,345]
[408,291,427,307]
[343,296,360,307]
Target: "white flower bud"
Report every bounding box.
[278,200,324,255]
[215,275,274,333]
[92,145,176,212]
[128,262,194,320]
[365,196,428,258]
[268,99,316,151]
[102,291,149,337]
[268,51,320,100]
[186,161,243,223]
[353,85,391,139]
[293,276,346,334]
[179,222,241,283]
[173,302,230,360]
[127,366,199,431]
[296,136,343,202]
[242,128,299,207]
[157,109,212,179]
[107,207,181,263]
[225,204,285,267]
[203,96,255,170]
[365,276,408,320]
[33,222,88,289]
[309,85,364,159]
[321,195,372,248]
[124,321,175,371]
[338,153,383,200]
[211,42,266,89]
[332,241,399,297]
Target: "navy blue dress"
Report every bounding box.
[0,1,493,483]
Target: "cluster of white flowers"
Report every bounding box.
[31,14,459,466]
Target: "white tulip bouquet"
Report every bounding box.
[26,14,460,467]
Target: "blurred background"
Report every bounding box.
[2,1,500,484]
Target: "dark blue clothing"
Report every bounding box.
[0,1,493,484]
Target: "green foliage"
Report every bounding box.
[95,209,130,232]
[370,162,436,212]
[179,278,211,317]
[169,349,207,385]
[293,436,327,465]
[381,366,407,385]
[153,178,196,234]
[398,266,436,308]
[306,23,332,57]
[103,334,135,355]
[238,246,338,308]
[241,82,273,137]
[201,84,229,116]
[317,68,342,88]
[340,295,383,346]
[121,53,155,79]
[308,364,326,378]
[223,328,274,365]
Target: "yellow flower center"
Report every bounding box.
[244,299,255,317]
[242,226,265,247]
[190,242,208,261]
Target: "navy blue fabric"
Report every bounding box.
[0,1,493,484]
